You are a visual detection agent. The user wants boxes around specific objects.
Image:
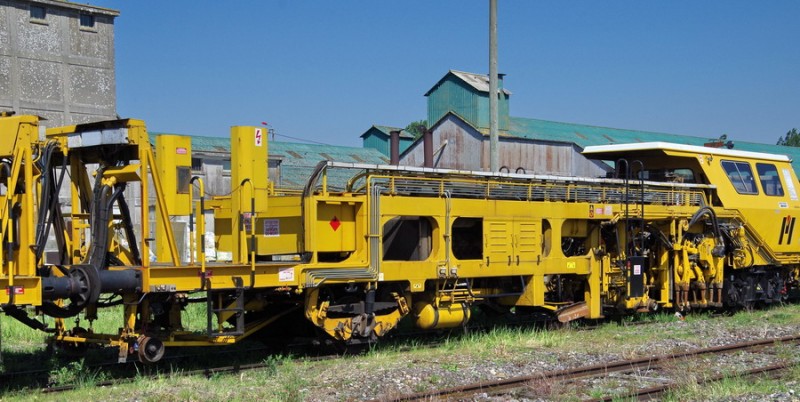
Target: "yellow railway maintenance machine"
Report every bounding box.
[1,113,799,362]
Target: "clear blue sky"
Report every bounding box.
[88,1,799,147]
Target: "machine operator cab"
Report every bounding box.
[583,142,800,253]
[582,141,800,210]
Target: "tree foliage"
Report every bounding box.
[404,120,428,139]
[777,128,800,147]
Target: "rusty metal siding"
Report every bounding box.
[489,140,608,177]
[484,140,570,175]
[403,114,611,176]
[403,115,484,170]
[570,143,612,177]
[401,142,424,167]
[436,119,483,170]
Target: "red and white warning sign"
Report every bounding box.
[5,286,24,295]
[255,128,263,147]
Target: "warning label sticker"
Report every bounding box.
[279,267,294,282]
[255,128,263,147]
[263,219,280,237]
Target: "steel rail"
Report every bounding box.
[599,362,794,402]
[0,314,728,396]
[384,334,800,401]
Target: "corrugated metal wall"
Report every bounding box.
[402,114,610,176]
[362,131,390,155]
[361,129,414,156]
[404,116,484,170]
[428,78,480,130]
[427,75,509,131]
[475,92,509,130]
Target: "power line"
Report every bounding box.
[271,131,333,146]
[260,122,333,146]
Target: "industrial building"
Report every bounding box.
[359,125,414,157]
[0,0,118,125]
[364,70,800,176]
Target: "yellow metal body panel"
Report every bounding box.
[314,201,357,253]
[155,135,192,262]
[0,115,39,157]
[0,115,42,304]
[257,196,303,255]
[210,195,305,259]
[230,126,269,263]
[0,277,42,305]
[155,135,192,215]
[4,115,800,359]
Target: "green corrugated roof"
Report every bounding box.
[150,133,388,164]
[508,117,800,167]
[359,125,414,139]
[270,141,389,165]
[149,132,390,189]
[265,141,391,189]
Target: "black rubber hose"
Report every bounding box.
[83,182,111,269]
[34,143,68,266]
[115,189,141,265]
[85,184,125,270]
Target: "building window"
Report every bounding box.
[191,157,203,172]
[79,14,95,29]
[30,5,46,21]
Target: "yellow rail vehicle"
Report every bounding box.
[0,114,798,362]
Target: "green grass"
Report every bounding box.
[47,359,108,387]
[0,298,243,393]
[724,303,800,326]
[0,311,49,353]
[662,367,800,401]
[1,303,800,400]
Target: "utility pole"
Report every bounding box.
[489,0,499,172]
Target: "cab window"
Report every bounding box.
[756,163,784,196]
[721,160,758,195]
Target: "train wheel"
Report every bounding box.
[137,336,165,363]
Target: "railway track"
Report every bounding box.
[0,313,543,389]
[32,346,341,395]
[1,330,445,394]
[0,312,727,396]
[385,334,800,401]
[604,362,794,401]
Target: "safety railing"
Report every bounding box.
[302,161,711,208]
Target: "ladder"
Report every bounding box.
[206,276,245,337]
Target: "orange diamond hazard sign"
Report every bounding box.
[330,216,341,231]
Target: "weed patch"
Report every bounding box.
[48,359,107,387]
